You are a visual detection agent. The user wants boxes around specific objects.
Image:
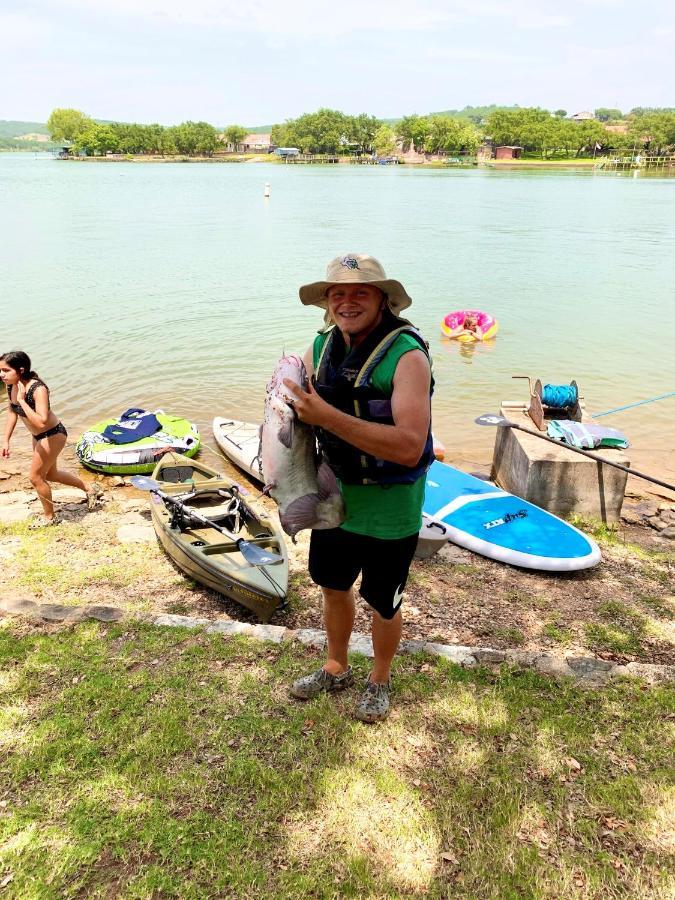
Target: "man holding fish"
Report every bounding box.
[282,254,434,723]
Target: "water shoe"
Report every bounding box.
[290,666,354,700]
[355,678,391,723]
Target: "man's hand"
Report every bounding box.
[282,378,333,428]
[1,441,9,459]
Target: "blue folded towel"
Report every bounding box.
[102,408,162,444]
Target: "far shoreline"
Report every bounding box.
[53,153,606,169]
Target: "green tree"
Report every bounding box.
[111,123,150,154]
[396,115,429,151]
[145,124,167,154]
[486,107,552,153]
[270,121,295,149]
[223,125,247,149]
[270,109,350,154]
[373,124,397,157]
[349,113,380,153]
[74,124,119,155]
[422,115,480,154]
[554,109,567,118]
[192,122,218,155]
[606,130,634,152]
[572,120,609,155]
[629,107,675,117]
[555,119,580,156]
[46,108,93,143]
[628,112,675,152]
[158,129,177,156]
[594,107,623,122]
[171,121,218,156]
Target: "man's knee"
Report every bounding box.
[372,607,402,624]
[322,587,354,606]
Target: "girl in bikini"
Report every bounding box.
[0,350,102,526]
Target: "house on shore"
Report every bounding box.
[495,145,523,160]
[571,111,594,122]
[240,133,272,152]
[220,132,273,153]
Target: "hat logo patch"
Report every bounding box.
[340,256,359,270]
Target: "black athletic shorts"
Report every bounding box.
[308,527,418,620]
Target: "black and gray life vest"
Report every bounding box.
[313,311,435,486]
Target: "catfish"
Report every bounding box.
[261,354,345,538]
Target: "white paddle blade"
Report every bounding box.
[237,540,284,567]
[131,475,161,490]
[475,413,510,427]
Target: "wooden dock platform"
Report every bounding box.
[284,154,339,164]
[595,154,675,172]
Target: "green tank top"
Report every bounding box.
[313,330,427,540]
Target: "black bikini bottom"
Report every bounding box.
[34,422,68,442]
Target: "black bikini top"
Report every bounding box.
[9,379,50,418]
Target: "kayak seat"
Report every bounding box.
[161,466,196,483]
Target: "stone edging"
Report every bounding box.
[2,597,672,686]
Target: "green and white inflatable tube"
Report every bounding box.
[76,412,200,475]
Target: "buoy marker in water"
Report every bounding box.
[264,182,270,198]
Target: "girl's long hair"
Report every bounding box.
[0,350,39,381]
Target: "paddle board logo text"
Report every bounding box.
[483,509,528,530]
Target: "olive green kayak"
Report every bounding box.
[148,452,288,622]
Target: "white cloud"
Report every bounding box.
[0,10,52,49]
[27,0,579,35]
[37,0,455,34]
[418,46,541,64]
[461,0,571,28]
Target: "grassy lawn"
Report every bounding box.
[0,621,673,898]
[3,511,672,662]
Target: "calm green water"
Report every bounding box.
[2,154,674,463]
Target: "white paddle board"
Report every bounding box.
[212,419,456,560]
[424,460,601,571]
[212,418,262,480]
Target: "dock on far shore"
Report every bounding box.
[595,154,675,172]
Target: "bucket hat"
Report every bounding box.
[299,254,412,316]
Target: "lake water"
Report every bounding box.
[2,154,674,473]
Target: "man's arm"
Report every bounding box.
[287,349,431,468]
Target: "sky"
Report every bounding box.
[2,0,673,126]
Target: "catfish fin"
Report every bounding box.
[278,418,294,449]
[279,493,320,536]
[316,461,340,500]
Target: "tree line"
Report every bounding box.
[47,110,220,156]
[272,107,675,156]
[47,106,675,158]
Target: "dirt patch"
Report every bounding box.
[1,446,673,665]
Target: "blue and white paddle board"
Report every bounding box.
[424,461,601,571]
